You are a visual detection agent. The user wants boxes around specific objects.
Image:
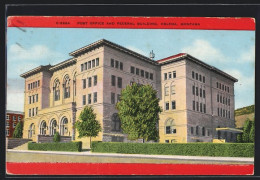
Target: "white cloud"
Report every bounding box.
[239,45,255,63]
[126,46,148,57]
[181,39,227,63]
[225,69,254,90]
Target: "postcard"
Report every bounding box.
[6,16,255,176]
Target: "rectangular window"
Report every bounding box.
[195,73,198,80]
[173,71,176,78]
[226,97,228,105]
[203,90,206,98]
[92,59,96,68]
[111,75,116,86]
[191,127,194,134]
[96,58,99,66]
[165,139,170,143]
[200,103,202,112]
[84,62,88,70]
[196,102,199,111]
[93,76,97,86]
[172,101,176,110]
[223,97,225,104]
[131,66,135,74]
[13,116,16,120]
[28,84,30,90]
[168,72,172,79]
[36,107,38,115]
[6,121,9,127]
[13,123,16,128]
[111,59,114,67]
[171,85,176,95]
[93,92,97,103]
[165,102,169,110]
[227,87,230,93]
[88,61,91,69]
[88,77,92,87]
[136,68,140,75]
[117,94,121,102]
[222,84,224,90]
[83,95,86,105]
[203,104,206,113]
[164,73,167,80]
[218,108,220,116]
[217,94,219,102]
[199,74,202,81]
[6,115,10,120]
[196,87,198,96]
[223,109,225,117]
[145,71,149,79]
[111,92,115,104]
[219,83,222,89]
[192,71,195,79]
[200,88,202,97]
[203,76,205,83]
[120,62,123,70]
[192,85,195,95]
[83,79,86,89]
[228,98,230,106]
[140,70,144,77]
[150,73,153,80]
[220,95,222,103]
[36,94,38,102]
[29,96,31,104]
[32,108,34,116]
[228,111,230,119]
[38,80,40,87]
[88,94,91,104]
[165,87,169,96]
[225,86,226,91]
[220,108,222,117]
[118,77,122,88]
[32,95,35,103]
[226,110,228,118]
[115,60,119,68]
[193,101,195,110]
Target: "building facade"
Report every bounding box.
[20,39,237,147]
[6,110,24,137]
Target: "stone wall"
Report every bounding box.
[37,135,71,143]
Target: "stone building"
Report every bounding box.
[20,39,237,147]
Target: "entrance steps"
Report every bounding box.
[6,138,32,149]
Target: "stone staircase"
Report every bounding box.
[6,138,32,149]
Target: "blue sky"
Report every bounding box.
[7,28,255,111]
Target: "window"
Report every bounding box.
[29,109,31,117]
[193,101,195,110]
[36,94,38,102]
[199,74,202,81]
[223,109,225,117]
[32,95,34,103]
[164,73,167,80]
[150,73,153,80]
[60,117,68,136]
[200,103,202,112]
[217,94,219,102]
[83,95,86,105]
[28,84,30,90]
[173,71,176,78]
[84,62,88,70]
[165,140,169,143]
[220,95,222,103]
[228,111,230,119]
[207,129,210,136]
[64,75,70,99]
[36,107,38,115]
[220,108,222,117]
[120,62,123,70]
[40,121,47,135]
[165,119,176,134]
[6,115,10,120]
[192,85,195,95]
[165,102,169,110]
[203,104,206,113]
[93,75,97,86]
[115,60,119,68]
[13,116,16,120]
[203,90,205,98]
[196,126,199,135]
[118,77,122,88]
[191,127,194,134]
[217,108,219,116]
[83,79,86,89]
[195,73,198,80]
[192,71,195,79]
[226,110,228,118]
[227,87,230,93]
[223,97,225,104]
[32,108,34,116]
[200,88,202,97]
[6,129,9,136]
[111,59,114,67]
[219,83,221,89]
[96,58,99,66]
[203,76,205,83]
[226,97,228,105]
[111,75,116,86]
[112,113,121,132]
[91,59,95,68]
[88,77,92,87]
[228,99,230,106]
[93,92,97,103]
[131,66,135,74]
[145,71,149,79]
[141,70,144,77]
[29,96,31,104]
[50,119,57,135]
[172,101,176,110]
[88,94,91,104]
[225,86,226,91]
[165,86,169,96]
[88,61,91,69]
[6,121,9,127]
[196,87,198,96]
[202,127,205,136]
[168,72,172,79]
[171,85,176,95]
[196,102,199,111]
[222,84,224,90]
[136,68,140,75]
[54,79,60,101]
[111,92,115,104]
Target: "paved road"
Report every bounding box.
[6,149,254,164]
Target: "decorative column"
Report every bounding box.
[71,102,77,140]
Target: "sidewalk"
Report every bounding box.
[7,149,254,164]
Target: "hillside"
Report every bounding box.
[235,105,255,128]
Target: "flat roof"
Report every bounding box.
[6,110,24,115]
[20,65,52,78]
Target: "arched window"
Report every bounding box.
[165,119,176,134]
[63,75,70,99]
[60,117,68,136]
[28,123,35,138]
[196,126,199,135]
[112,113,121,132]
[202,127,205,136]
[53,79,60,101]
[40,121,47,135]
[50,119,57,135]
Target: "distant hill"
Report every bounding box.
[235,105,255,128]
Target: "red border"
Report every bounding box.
[6,162,254,175]
[7,16,255,30]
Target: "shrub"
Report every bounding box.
[53,132,61,142]
[91,142,254,157]
[28,141,82,152]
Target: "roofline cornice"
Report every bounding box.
[20,65,52,78]
[49,58,76,71]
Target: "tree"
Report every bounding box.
[116,83,162,142]
[242,119,252,143]
[249,121,255,143]
[13,121,23,138]
[53,132,61,142]
[75,106,101,148]
[236,134,242,143]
